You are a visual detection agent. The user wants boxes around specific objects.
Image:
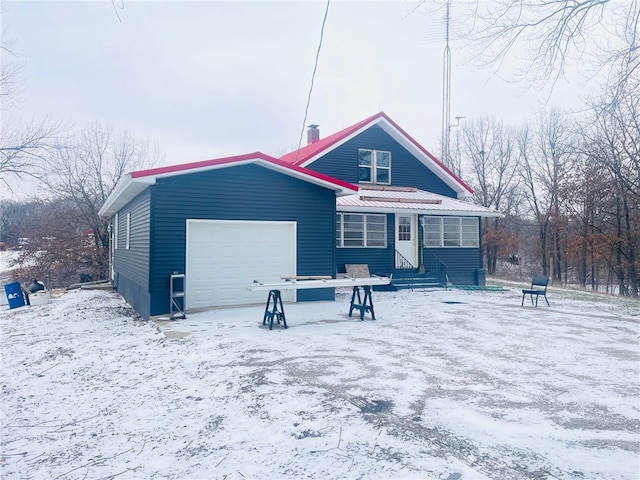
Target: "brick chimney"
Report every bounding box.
[307,124,320,145]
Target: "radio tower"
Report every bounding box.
[441,0,452,167]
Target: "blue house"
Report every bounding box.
[99,113,498,319]
[281,112,499,287]
[98,153,357,319]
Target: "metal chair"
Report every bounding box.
[521,276,550,307]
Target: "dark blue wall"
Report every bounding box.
[336,214,395,276]
[335,213,484,285]
[423,248,483,285]
[112,189,151,318]
[146,164,337,317]
[307,125,457,198]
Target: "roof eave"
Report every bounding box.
[99,153,358,218]
[256,158,357,196]
[295,113,474,198]
[336,205,501,217]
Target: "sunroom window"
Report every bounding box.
[358,149,391,185]
[423,216,479,248]
[336,213,387,248]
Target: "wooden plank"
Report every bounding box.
[281,275,332,281]
[249,276,391,291]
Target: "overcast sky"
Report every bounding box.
[4,1,599,174]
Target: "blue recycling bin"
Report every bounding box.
[4,282,26,309]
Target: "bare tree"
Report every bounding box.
[0,116,63,184]
[454,117,520,275]
[518,109,578,282]
[449,0,638,90]
[0,23,20,108]
[575,54,640,296]
[38,121,163,282]
[0,2,65,193]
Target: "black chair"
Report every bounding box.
[521,276,550,307]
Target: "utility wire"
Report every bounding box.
[295,0,331,162]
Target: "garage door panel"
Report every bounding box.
[186,220,296,308]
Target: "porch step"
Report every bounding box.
[392,276,444,290]
[374,270,445,291]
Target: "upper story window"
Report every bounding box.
[358,149,391,185]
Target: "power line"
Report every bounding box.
[295,0,331,161]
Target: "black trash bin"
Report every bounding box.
[28,280,46,294]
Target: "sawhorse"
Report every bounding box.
[349,285,376,320]
[263,289,287,330]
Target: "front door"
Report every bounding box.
[395,214,417,269]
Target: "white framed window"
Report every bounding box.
[358,149,391,185]
[336,213,387,248]
[125,212,131,249]
[423,216,479,248]
[114,213,119,249]
[398,216,411,241]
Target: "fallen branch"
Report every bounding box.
[35,362,61,377]
[54,448,133,479]
[27,451,46,464]
[136,440,147,456]
[98,466,141,479]
[216,453,229,467]
[51,413,102,432]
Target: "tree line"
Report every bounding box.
[0,1,161,287]
[449,79,638,296]
[0,121,161,288]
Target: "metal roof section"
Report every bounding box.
[98,152,358,218]
[279,112,474,198]
[337,187,501,217]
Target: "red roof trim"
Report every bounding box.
[279,112,473,195]
[131,152,272,178]
[380,114,473,195]
[265,156,358,192]
[130,151,358,192]
[280,112,384,166]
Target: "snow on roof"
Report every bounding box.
[99,152,358,218]
[337,187,500,217]
[280,112,474,198]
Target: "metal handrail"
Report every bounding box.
[394,250,415,270]
[431,254,451,289]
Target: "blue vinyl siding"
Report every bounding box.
[112,189,151,318]
[335,212,483,284]
[336,214,395,276]
[423,248,482,285]
[146,164,336,317]
[307,125,457,198]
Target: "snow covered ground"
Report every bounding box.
[1,281,638,480]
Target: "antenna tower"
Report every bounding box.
[441,0,452,167]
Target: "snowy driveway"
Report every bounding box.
[1,285,639,479]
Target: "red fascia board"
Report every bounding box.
[130,152,273,179]
[130,151,357,193]
[280,112,386,166]
[380,114,474,195]
[265,156,358,192]
[280,111,474,195]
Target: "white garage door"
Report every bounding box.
[186,220,296,309]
